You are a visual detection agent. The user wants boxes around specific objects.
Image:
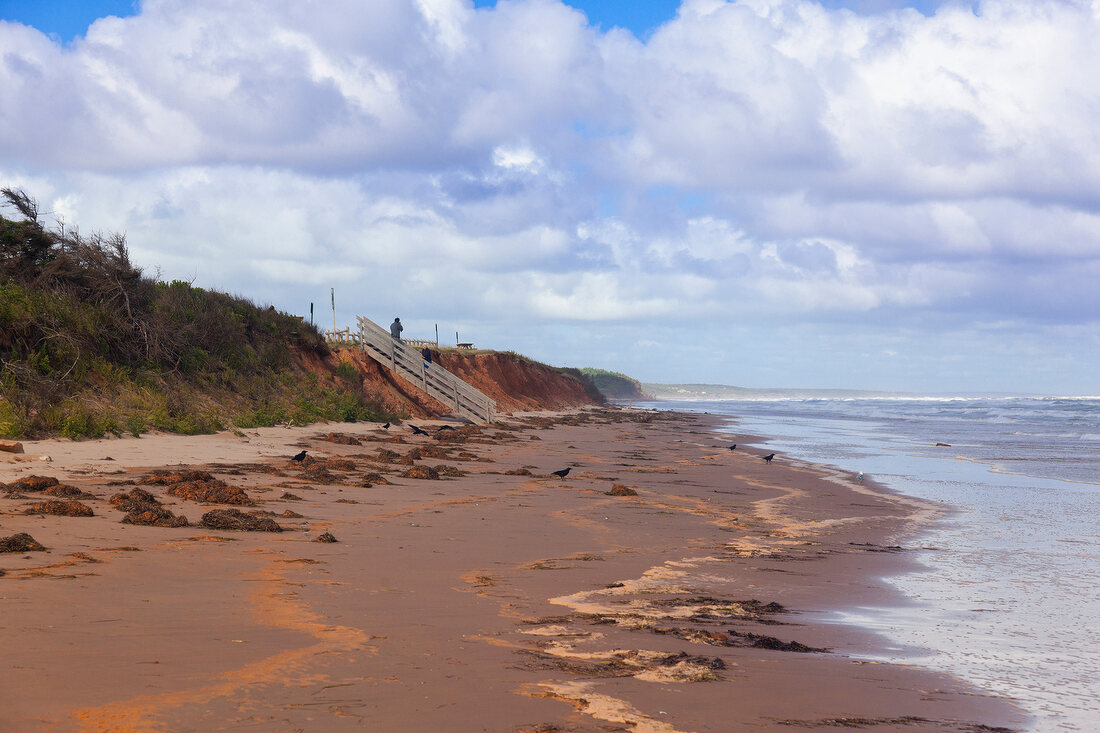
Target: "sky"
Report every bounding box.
[1,0,1098,395]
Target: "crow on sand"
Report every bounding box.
[551,467,571,479]
[761,453,775,463]
[381,422,390,430]
[291,450,307,462]
[728,444,737,451]
[437,425,455,432]
[410,425,429,436]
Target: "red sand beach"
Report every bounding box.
[0,408,1027,732]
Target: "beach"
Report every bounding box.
[0,408,1027,732]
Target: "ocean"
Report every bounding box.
[636,397,1100,732]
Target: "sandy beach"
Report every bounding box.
[0,408,1028,732]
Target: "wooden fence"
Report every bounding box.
[356,316,495,423]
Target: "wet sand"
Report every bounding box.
[0,409,1028,732]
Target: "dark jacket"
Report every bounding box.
[390,319,403,339]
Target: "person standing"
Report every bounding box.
[390,317,403,341]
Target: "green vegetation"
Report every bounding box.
[580,368,650,401]
[0,187,392,439]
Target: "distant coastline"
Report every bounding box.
[638,383,1084,401]
[642,383,914,401]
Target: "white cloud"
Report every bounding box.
[4,0,1100,391]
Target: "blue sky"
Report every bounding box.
[5,0,956,42]
[0,0,136,42]
[2,0,1098,394]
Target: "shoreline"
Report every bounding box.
[0,408,1028,731]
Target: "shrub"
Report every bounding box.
[1,188,395,438]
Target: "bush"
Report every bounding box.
[0,188,394,438]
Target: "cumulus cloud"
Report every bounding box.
[2,0,1100,391]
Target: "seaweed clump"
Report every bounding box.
[141,470,254,505]
[199,509,281,532]
[25,500,94,517]
[110,488,189,527]
[0,532,47,552]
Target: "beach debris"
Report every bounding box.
[724,630,827,653]
[0,532,47,552]
[140,469,214,485]
[4,474,60,492]
[199,508,282,532]
[433,464,465,477]
[314,531,338,543]
[505,468,534,476]
[25,500,94,517]
[520,647,725,682]
[280,492,303,500]
[110,489,189,527]
[848,542,906,553]
[139,470,254,505]
[401,465,440,480]
[406,445,456,461]
[935,442,951,447]
[606,484,638,496]
[298,466,342,484]
[358,472,390,486]
[281,509,304,518]
[0,439,24,454]
[43,484,96,499]
[166,480,254,506]
[777,716,931,728]
[319,432,362,445]
[649,596,786,620]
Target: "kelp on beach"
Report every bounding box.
[0,408,1026,731]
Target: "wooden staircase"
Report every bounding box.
[356,316,496,423]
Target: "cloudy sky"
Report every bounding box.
[2,0,1098,394]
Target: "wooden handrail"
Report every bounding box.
[356,316,496,423]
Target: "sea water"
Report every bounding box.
[636,397,1100,732]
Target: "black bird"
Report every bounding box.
[410,424,429,436]
[438,425,455,432]
[728,444,737,451]
[381,422,391,430]
[761,453,775,463]
[551,467,571,480]
[291,450,307,462]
